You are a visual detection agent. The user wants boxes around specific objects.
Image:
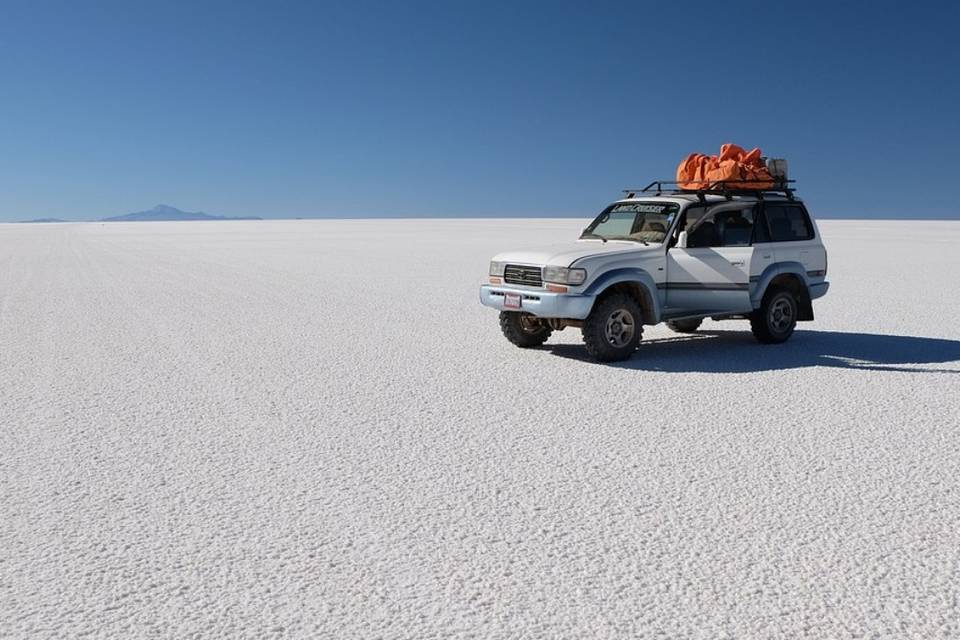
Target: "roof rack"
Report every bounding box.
[622,179,796,202]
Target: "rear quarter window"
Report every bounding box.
[765,204,814,242]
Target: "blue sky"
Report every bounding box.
[1,1,958,220]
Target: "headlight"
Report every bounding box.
[543,265,587,285]
[489,261,506,277]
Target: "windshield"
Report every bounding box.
[581,202,679,244]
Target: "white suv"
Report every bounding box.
[479,183,829,362]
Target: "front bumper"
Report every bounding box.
[479,284,595,319]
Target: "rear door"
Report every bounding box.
[665,205,758,315]
[762,202,824,273]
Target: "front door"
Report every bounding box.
[665,205,758,316]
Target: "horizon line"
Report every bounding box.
[5,214,960,224]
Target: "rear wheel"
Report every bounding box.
[582,293,643,362]
[666,318,702,334]
[499,311,552,348]
[750,288,798,344]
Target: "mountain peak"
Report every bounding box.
[150,204,182,213]
[101,205,262,222]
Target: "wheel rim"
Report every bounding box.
[604,309,635,347]
[518,314,541,334]
[768,296,795,333]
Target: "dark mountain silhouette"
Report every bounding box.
[101,204,261,222]
[18,217,68,223]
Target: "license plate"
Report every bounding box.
[504,293,521,309]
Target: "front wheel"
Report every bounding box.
[750,288,798,344]
[499,311,552,348]
[581,293,643,362]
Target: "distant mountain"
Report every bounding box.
[101,204,261,222]
[18,217,68,223]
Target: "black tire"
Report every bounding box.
[750,288,798,344]
[499,311,552,348]
[666,318,702,334]
[581,293,643,362]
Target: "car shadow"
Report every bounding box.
[546,330,960,373]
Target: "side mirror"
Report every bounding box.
[677,231,688,249]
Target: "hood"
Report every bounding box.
[492,239,657,267]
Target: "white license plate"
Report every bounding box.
[504,293,521,309]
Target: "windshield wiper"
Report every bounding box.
[606,235,649,246]
[580,232,607,243]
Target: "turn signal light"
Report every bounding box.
[489,276,502,284]
[546,284,568,293]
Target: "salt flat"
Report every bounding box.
[1,218,959,639]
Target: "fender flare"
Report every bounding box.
[751,262,814,319]
[582,268,662,324]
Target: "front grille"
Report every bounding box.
[503,264,542,287]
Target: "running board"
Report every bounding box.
[661,309,753,322]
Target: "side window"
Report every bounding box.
[714,208,755,247]
[765,204,814,242]
[682,208,717,248]
[683,207,755,248]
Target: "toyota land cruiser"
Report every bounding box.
[479,181,829,362]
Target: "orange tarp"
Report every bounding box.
[676,143,774,190]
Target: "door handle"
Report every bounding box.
[729,260,745,267]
